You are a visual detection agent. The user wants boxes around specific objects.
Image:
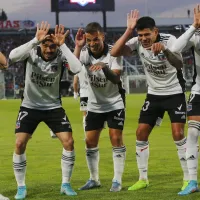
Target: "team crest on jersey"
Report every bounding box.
[157,53,167,61]
[51,65,58,72]
[16,121,20,129]
[187,104,192,112]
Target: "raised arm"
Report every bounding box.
[73,75,79,100]
[74,28,86,59]
[110,10,139,57]
[52,25,82,74]
[171,5,200,52]
[9,21,50,63]
[0,52,8,69]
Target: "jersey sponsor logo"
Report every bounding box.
[181,115,186,119]
[175,111,185,115]
[143,61,167,76]
[118,121,124,126]
[31,72,55,87]
[114,116,124,121]
[88,74,107,88]
[177,104,182,111]
[63,116,67,121]
[117,110,123,116]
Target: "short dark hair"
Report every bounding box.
[47,29,55,35]
[136,16,156,30]
[41,29,55,44]
[85,22,104,34]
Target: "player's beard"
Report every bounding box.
[90,46,98,53]
[44,52,56,61]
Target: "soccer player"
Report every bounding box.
[111,10,188,191]
[9,21,82,199]
[0,52,8,69]
[74,23,126,192]
[73,66,88,134]
[170,5,200,195]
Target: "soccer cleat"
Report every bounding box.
[110,181,122,192]
[14,186,27,200]
[178,180,199,196]
[60,183,77,196]
[128,180,149,191]
[181,180,189,191]
[0,194,10,200]
[61,183,77,196]
[79,179,101,190]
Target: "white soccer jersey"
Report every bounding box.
[75,66,88,98]
[171,26,200,94]
[9,37,81,110]
[79,44,124,113]
[126,34,185,95]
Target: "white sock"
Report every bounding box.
[186,120,200,181]
[61,149,75,184]
[136,140,149,180]
[174,137,189,181]
[13,153,26,187]
[112,146,126,184]
[86,147,99,181]
[83,115,86,137]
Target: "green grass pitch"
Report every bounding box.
[0,93,199,200]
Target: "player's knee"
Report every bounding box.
[110,134,122,146]
[136,127,149,141]
[172,130,184,141]
[15,139,27,150]
[62,137,74,149]
[85,139,98,148]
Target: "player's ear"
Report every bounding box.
[101,32,105,41]
[154,27,159,35]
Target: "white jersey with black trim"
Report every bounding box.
[79,44,124,113]
[9,38,74,110]
[171,25,200,94]
[75,65,88,98]
[126,33,185,95]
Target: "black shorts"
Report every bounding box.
[187,93,200,116]
[80,97,88,111]
[85,109,125,131]
[15,107,72,134]
[139,93,186,127]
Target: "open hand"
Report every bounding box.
[127,10,139,30]
[51,25,69,46]
[35,21,50,42]
[75,28,86,48]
